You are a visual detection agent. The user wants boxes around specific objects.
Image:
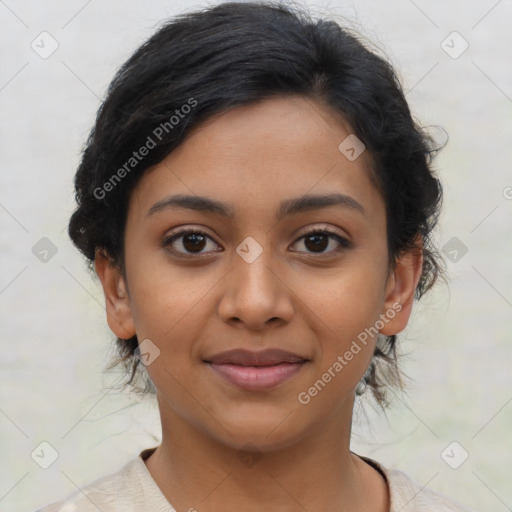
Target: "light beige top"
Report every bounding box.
[35,447,475,512]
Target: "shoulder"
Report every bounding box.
[34,460,130,512]
[33,447,174,512]
[34,467,119,512]
[383,466,477,512]
[357,454,476,511]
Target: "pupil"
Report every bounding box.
[306,234,327,252]
[184,233,205,252]
[181,233,329,253]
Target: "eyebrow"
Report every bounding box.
[146,192,365,220]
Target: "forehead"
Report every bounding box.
[128,95,384,226]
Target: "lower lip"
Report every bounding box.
[207,362,306,391]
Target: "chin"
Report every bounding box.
[205,403,318,453]
[223,428,310,454]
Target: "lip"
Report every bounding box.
[204,349,309,391]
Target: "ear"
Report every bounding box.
[379,240,424,336]
[94,249,136,339]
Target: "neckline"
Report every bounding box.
[140,445,158,462]
[136,447,391,510]
[354,453,392,511]
[355,453,390,485]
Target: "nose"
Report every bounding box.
[217,248,295,331]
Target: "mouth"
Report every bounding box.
[204,348,309,391]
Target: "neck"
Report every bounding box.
[144,393,388,512]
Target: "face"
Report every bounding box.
[96,95,421,452]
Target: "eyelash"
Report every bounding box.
[162,227,352,259]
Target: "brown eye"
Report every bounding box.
[304,233,329,252]
[163,229,221,256]
[291,229,352,255]
[181,232,207,252]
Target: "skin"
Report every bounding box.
[95,95,423,512]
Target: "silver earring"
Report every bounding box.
[355,378,368,395]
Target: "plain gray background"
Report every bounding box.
[1,1,511,511]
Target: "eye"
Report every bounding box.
[162,226,352,259]
[290,228,352,256]
[162,229,221,257]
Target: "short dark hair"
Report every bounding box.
[68,1,444,407]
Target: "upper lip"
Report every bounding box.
[205,349,308,366]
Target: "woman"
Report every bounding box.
[36,2,475,510]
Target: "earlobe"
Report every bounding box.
[379,245,424,336]
[94,249,136,339]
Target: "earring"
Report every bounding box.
[355,378,368,395]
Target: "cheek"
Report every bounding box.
[300,262,386,335]
[126,267,213,396]
[124,244,217,342]
[295,260,386,378]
